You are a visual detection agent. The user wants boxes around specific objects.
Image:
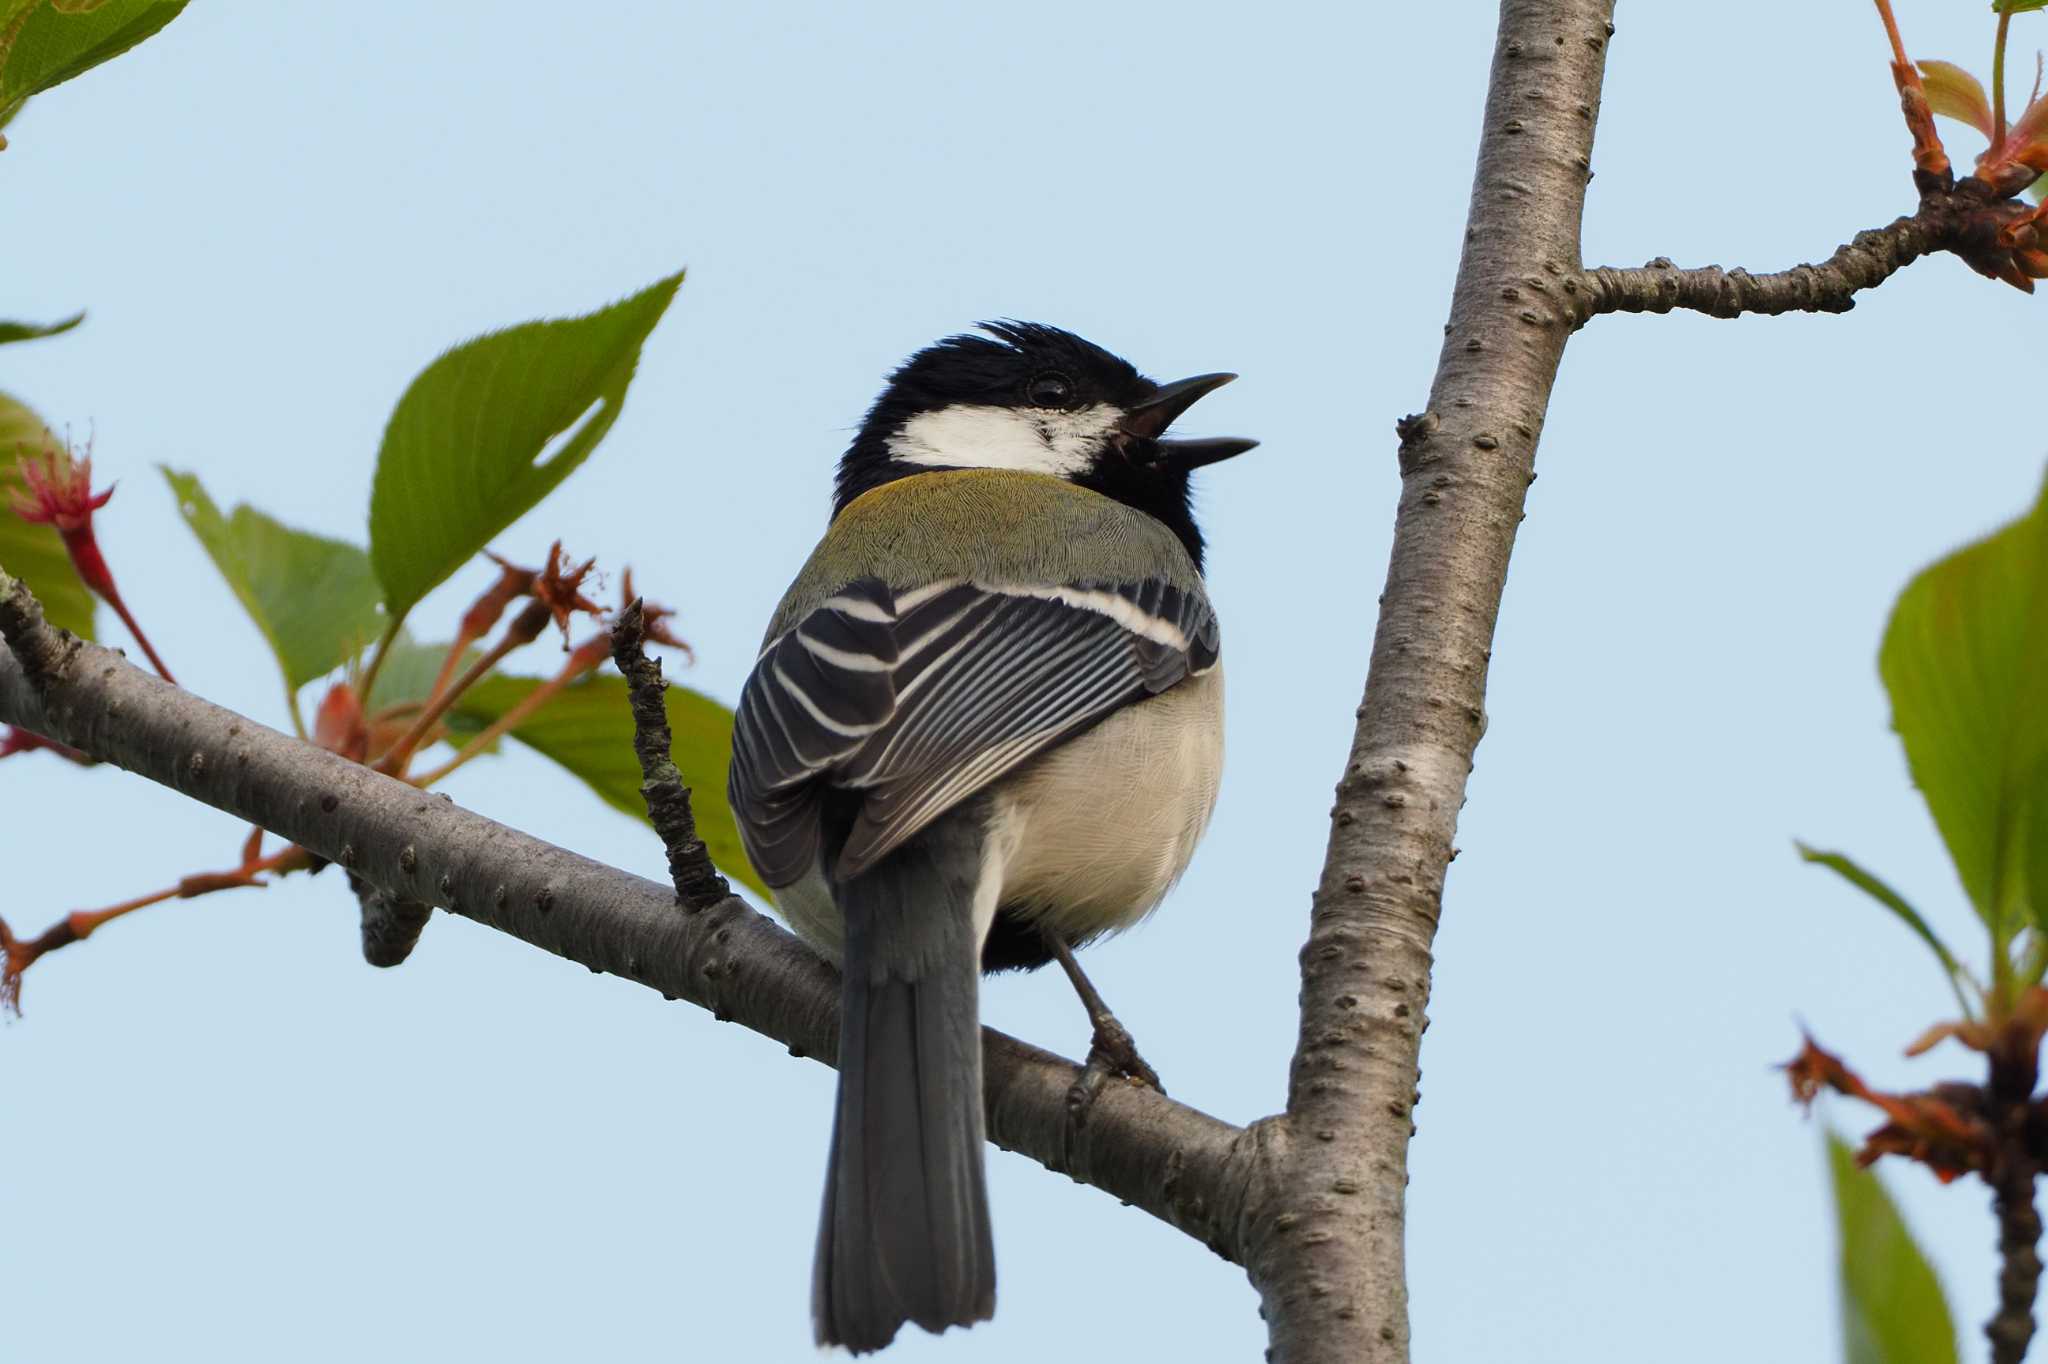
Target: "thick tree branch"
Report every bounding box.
[0,571,1258,1261]
[1250,5,1616,1361]
[1575,215,1938,319]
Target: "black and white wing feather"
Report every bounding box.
[729,576,1218,886]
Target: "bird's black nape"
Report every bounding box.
[832,321,1212,570]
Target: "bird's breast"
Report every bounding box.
[988,664,1224,944]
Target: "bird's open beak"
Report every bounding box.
[1121,372,1258,471]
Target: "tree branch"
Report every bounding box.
[1249,4,1616,1360]
[1573,165,2048,321]
[1988,1038,2043,1364]
[0,570,1258,1261]
[608,598,730,912]
[1575,214,1939,319]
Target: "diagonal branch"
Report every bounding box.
[0,569,1258,1260]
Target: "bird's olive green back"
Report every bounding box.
[765,470,1208,644]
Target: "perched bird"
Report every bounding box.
[728,321,1253,1352]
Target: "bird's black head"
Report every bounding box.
[834,321,1256,569]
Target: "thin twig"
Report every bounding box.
[408,641,605,788]
[0,843,312,1014]
[374,602,548,774]
[608,598,729,911]
[1575,215,1939,320]
[1995,7,2015,156]
[101,585,177,684]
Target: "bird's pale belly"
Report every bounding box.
[988,664,1223,945]
[772,667,1224,968]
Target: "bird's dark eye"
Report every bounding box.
[1025,371,1076,409]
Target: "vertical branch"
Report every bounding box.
[1989,1158,2041,1364]
[1987,1037,2042,1364]
[609,599,731,911]
[1248,3,1616,1361]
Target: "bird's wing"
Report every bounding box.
[728,575,1218,886]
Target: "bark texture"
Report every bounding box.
[1576,216,1937,319]
[609,599,731,911]
[0,572,1257,1260]
[1244,5,1616,1361]
[1987,1039,2044,1364]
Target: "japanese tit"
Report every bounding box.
[728,321,1253,1352]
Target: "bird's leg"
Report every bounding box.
[1042,930,1163,1093]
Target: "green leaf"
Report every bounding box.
[0,1,191,127]
[1796,843,1967,986]
[161,468,387,694]
[449,671,765,900]
[367,271,684,621]
[1918,60,1995,137]
[363,631,463,712]
[0,311,81,345]
[0,391,93,639]
[1827,1133,1958,1364]
[1996,0,2048,14]
[1880,469,2048,936]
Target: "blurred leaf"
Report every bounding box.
[1996,0,2048,14]
[161,468,386,693]
[450,670,765,899]
[0,1,190,127]
[1796,844,1966,985]
[356,632,501,757]
[0,311,81,345]
[1880,470,2048,936]
[1827,1132,1958,1364]
[1919,60,1995,136]
[364,631,464,712]
[367,271,683,620]
[0,391,93,638]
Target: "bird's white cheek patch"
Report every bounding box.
[888,403,1122,477]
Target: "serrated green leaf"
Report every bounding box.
[0,391,93,639]
[449,670,765,900]
[368,272,683,621]
[1796,843,1971,1002]
[1827,1133,1958,1364]
[0,311,81,345]
[0,1,190,127]
[162,468,387,694]
[1880,469,2048,937]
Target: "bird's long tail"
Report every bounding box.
[815,821,996,1353]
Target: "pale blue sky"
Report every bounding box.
[4,3,2041,1360]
